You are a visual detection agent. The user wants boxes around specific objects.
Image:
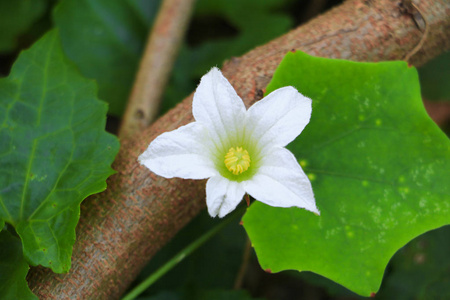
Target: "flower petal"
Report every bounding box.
[244,147,319,214]
[245,86,312,150]
[206,176,246,218]
[138,122,217,179]
[193,67,246,149]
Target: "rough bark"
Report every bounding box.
[28,0,450,299]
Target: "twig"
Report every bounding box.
[402,2,429,62]
[119,0,196,139]
[234,238,252,290]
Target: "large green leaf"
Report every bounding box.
[243,51,450,296]
[0,230,37,300]
[0,29,119,273]
[53,0,161,116]
[288,225,450,298]
[0,0,47,53]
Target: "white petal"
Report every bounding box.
[206,176,246,218]
[244,147,319,214]
[138,122,218,179]
[193,67,246,149]
[245,86,311,150]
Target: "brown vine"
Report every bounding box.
[119,0,196,139]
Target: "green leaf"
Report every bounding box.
[0,230,38,300]
[53,0,161,116]
[243,51,450,296]
[0,29,119,273]
[288,226,450,298]
[0,0,47,53]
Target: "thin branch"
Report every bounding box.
[234,238,252,290]
[402,1,429,62]
[119,0,196,139]
[28,0,450,299]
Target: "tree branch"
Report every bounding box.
[28,0,450,299]
[119,0,196,139]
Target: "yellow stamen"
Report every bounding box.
[224,147,251,175]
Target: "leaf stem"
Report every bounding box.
[121,207,245,300]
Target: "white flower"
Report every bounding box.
[139,68,319,218]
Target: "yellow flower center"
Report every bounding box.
[224,147,251,175]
